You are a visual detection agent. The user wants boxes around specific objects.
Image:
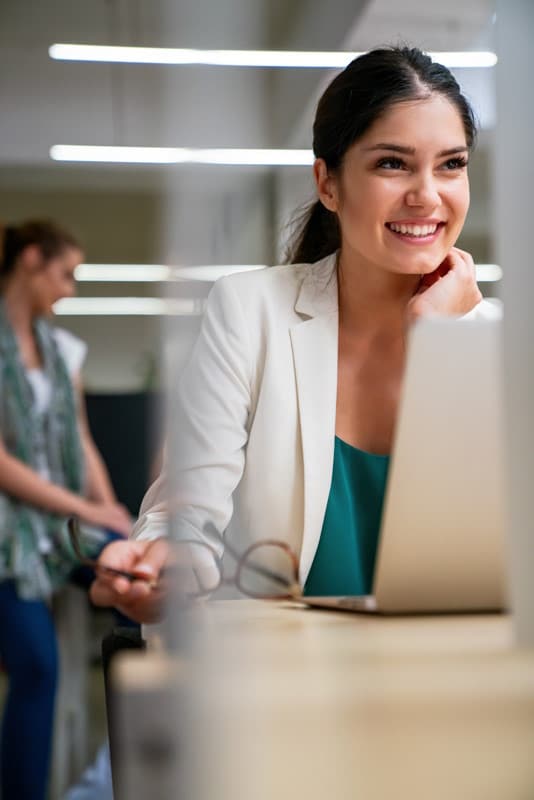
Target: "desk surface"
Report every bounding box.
[117,601,534,800]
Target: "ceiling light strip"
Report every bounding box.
[49,44,497,69]
[53,297,203,316]
[475,264,503,282]
[75,264,266,282]
[50,145,314,166]
[75,264,171,282]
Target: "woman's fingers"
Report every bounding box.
[90,577,165,623]
[90,537,172,623]
[135,537,171,576]
[96,539,150,576]
[96,537,170,586]
[446,246,476,278]
[407,246,481,324]
[90,578,122,606]
[91,537,219,622]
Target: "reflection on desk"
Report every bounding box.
[113,601,534,800]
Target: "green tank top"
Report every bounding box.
[304,436,390,596]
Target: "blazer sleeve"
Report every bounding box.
[133,276,252,556]
[462,298,502,321]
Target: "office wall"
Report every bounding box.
[0,172,271,390]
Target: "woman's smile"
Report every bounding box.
[385,219,446,246]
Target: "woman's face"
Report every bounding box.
[317,94,471,277]
[31,246,81,314]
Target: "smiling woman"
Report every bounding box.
[90,47,489,623]
[324,94,471,278]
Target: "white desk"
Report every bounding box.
[114,601,534,800]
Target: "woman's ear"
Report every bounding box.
[20,244,43,274]
[313,158,339,213]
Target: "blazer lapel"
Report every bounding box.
[290,254,338,584]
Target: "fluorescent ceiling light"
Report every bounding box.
[75,263,266,282]
[49,44,497,69]
[57,264,501,315]
[54,297,202,315]
[76,264,171,282]
[50,145,314,166]
[169,264,266,281]
[475,264,503,282]
[75,263,500,283]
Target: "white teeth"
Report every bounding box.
[389,222,439,236]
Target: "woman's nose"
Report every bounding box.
[405,172,441,209]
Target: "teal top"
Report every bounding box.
[304,436,390,597]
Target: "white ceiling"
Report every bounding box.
[0,0,498,389]
[348,0,495,51]
[0,0,496,264]
[0,0,495,169]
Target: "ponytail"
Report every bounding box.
[285,200,340,265]
[0,224,5,273]
[0,224,15,282]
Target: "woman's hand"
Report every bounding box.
[90,537,170,623]
[77,500,132,537]
[406,247,482,326]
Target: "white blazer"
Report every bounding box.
[134,253,499,585]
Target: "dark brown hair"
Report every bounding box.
[0,219,81,282]
[286,46,477,264]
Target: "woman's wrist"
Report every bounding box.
[86,489,116,505]
[71,495,92,521]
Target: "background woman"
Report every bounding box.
[90,46,493,621]
[0,220,131,800]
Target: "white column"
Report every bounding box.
[495,0,534,645]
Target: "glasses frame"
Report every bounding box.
[213,538,302,600]
[193,522,302,600]
[68,516,303,601]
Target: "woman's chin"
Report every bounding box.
[392,262,439,278]
[405,257,444,277]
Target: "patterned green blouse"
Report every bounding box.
[0,301,84,599]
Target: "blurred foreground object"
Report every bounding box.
[111,601,534,800]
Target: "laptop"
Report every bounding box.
[302,313,508,614]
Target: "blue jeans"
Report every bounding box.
[0,530,133,800]
[0,579,58,800]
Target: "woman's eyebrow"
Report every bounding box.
[436,146,470,157]
[363,143,415,154]
[363,143,469,156]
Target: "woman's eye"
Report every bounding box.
[376,156,405,170]
[441,157,468,170]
